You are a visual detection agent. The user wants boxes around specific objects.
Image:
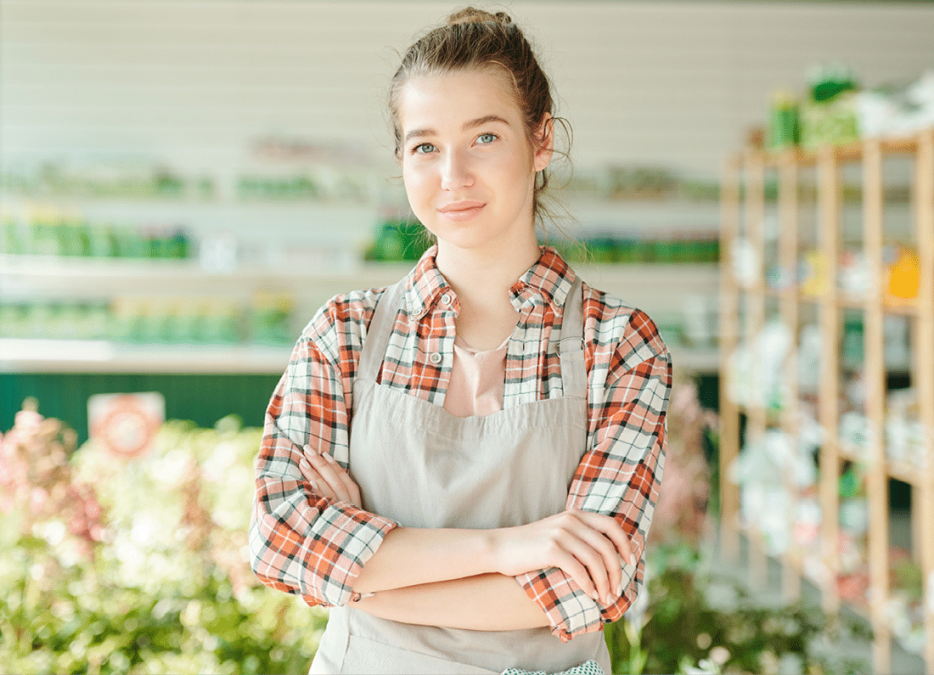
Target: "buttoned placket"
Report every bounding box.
[401,271,571,410]
[426,288,459,405]
[504,287,551,408]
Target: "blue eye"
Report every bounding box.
[413,143,436,154]
[477,133,497,144]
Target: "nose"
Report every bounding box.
[440,148,474,191]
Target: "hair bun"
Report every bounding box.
[446,7,512,26]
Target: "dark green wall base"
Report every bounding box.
[2,371,724,451]
[1,373,282,444]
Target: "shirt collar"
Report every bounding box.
[403,245,576,319]
[511,246,576,310]
[403,245,451,319]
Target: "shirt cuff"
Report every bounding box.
[515,568,605,642]
[309,502,398,606]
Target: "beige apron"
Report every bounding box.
[309,277,611,674]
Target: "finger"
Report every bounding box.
[554,530,612,604]
[566,510,636,600]
[308,452,353,503]
[300,446,320,482]
[299,458,338,501]
[549,548,600,603]
[321,453,362,506]
[298,456,322,482]
[319,452,358,504]
[573,510,637,567]
[572,525,625,602]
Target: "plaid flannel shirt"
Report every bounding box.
[249,246,670,642]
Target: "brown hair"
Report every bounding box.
[388,6,570,228]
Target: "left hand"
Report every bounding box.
[299,445,363,508]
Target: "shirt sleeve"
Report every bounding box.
[248,300,398,608]
[515,307,671,642]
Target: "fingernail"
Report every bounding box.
[309,480,318,491]
[629,554,637,566]
[617,581,623,596]
[591,591,599,602]
[604,593,613,604]
[323,453,336,463]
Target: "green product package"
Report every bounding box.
[368,221,430,262]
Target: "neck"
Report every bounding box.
[434,237,540,304]
[434,236,540,351]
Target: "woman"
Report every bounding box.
[249,8,670,674]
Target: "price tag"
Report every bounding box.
[88,392,164,459]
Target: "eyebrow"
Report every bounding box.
[403,115,510,144]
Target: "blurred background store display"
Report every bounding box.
[2,1,933,672]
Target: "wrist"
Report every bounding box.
[482,527,507,576]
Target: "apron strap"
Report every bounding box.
[357,274,587,398]
[357,278,407,383]
[557,275,587,400]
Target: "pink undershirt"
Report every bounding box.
[442,335,508,417]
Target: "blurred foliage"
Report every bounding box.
[603,380,872,675]
[0,403,326,674]
[605,545,872,674]
[2,387,875,675]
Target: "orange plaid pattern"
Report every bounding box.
[249,246,670,641]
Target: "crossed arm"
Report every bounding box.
[249,299,670,639]
[297,449,636,630]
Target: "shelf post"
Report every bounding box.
[817,145,841,614]
[913,128,934,675]
[719,155,743,562]
[745,149,769,588]
[778,148,802,602]
[863,137,891,674]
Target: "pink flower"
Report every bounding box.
[651,381,717,545]
[13,409,43,433]
[1,403,106,560]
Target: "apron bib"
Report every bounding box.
[310,277,611,674]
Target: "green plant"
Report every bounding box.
[0,404,327,674]
[604,546,872,675]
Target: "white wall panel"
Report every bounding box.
[2,1,933,174]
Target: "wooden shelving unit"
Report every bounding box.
[720,129,934,674]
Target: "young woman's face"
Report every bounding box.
[397,68,552,256]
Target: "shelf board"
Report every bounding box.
[881,300,922,316]
[0,338,291,374]
[0,256,723,332]
[748,287,921,316]
[839,441,869,464]
[736,134,921,168]
[731,401,797,427]
[886,459,928,487]
[836,442,928,487]
[0,254,719,282]
[0,254,415,284]
[743,525,877,621]
[0,338,719,375]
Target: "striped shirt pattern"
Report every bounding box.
[249,246,670,642]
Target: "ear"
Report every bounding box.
[532,113,555,173]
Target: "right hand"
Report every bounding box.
[490,508,636,606]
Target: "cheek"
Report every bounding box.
[402,162,434,201]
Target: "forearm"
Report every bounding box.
[352,526,497,594]
[353,573,550,631]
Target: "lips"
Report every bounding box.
[437,201,485,221]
